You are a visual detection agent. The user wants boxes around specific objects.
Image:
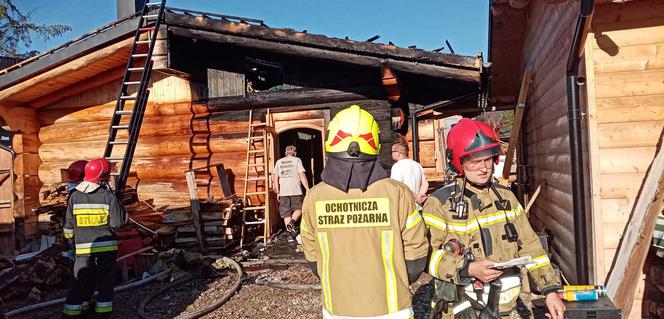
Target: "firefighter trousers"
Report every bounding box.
[63,251,117,319]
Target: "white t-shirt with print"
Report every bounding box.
[274,156,306,196]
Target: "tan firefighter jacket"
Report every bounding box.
[301,179,429,318]
[422,179,561,314]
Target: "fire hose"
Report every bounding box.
[138,256,242,319]
[4,269,170,318]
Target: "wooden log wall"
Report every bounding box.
[520,1,585,282]
[0,105,42,242]
[584,1,664,317]
[36,70,332,208]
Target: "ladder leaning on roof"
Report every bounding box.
[103,0,166,196]
[239,109,274,247]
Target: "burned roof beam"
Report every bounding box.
[170,27,480,83]
[164,12,479,70]
[204,87,386,111]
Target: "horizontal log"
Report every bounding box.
[169,26,480,83]
[597,121,664,149]
[596,69,664,99]
[38,151,256,184]
[599,147,656,174]
[601,198,635,224]
[38,101,204,125]
[596,94,664,124]
[38,133,253,162]
[600,172,646,199]
[592,17,664,49]
[39,114,252,142]
[205,87,386,111]
[271,110,325,121]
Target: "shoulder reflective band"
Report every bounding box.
[525,255,551,271]
[422,213,447,231]
[381,230,398,313]
[63,228,74,239]
[317,232,333,313]
[406,209,422,230]
[314,198,390,229]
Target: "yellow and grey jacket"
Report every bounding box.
[301,179,429,318]
[63,181,127,255]
[422,179,561,313]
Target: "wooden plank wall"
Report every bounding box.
[521,1,582,280]
[404,118,445,182]
[585,1,664,317]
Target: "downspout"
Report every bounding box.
[412,92,482,162]
[566,0,594,285]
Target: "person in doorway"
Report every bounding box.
[272,145,310,241]
[63,158,127,319]
[423,118,565,319]
[301,105,429,318]
[390,140,429,205]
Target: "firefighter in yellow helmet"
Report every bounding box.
[301,105,429,318]
[423,118,564,319]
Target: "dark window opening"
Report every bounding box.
[246,58,284,93]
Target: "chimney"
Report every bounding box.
[117,0,148,19]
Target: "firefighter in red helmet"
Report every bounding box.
[423,118,565,319]
[63,158,126,318]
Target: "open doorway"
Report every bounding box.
[277,128,323,187]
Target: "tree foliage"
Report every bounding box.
[0,0,71,58]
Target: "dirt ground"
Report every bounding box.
[3,232,440,319]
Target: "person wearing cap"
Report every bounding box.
[272,145,310,241]
[301,105,429,318]
[63,158,127,319]
[423,118,564,319]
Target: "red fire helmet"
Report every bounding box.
[84,158,112,183]
[446,118,501,176]
[67,160,88,182]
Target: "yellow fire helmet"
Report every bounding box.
[325,105,381,158]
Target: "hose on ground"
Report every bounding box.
[138,256,242,319]
[4,269,170,318]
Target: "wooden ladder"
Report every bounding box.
[239,109,273,247]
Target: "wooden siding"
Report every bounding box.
[521,1,582,280]
[586,1,664,317]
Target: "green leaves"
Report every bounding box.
[0,0,71,58]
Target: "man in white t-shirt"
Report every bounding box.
[390,142,429,204]
[272,145,310,240]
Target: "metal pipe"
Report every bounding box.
[411,92,482,162]
[566,0,594,285]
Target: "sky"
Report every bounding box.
[17,0,489,57]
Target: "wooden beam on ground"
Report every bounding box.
[501,69,532,182]
[185,170,206,251]
[606,128,664,314]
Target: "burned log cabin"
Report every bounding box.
[0,4,483,255]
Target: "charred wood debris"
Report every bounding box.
[0,182,303,316]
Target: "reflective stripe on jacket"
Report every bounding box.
[64,185,127,255]
[422,179,561,314]
[301,179,429,317]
